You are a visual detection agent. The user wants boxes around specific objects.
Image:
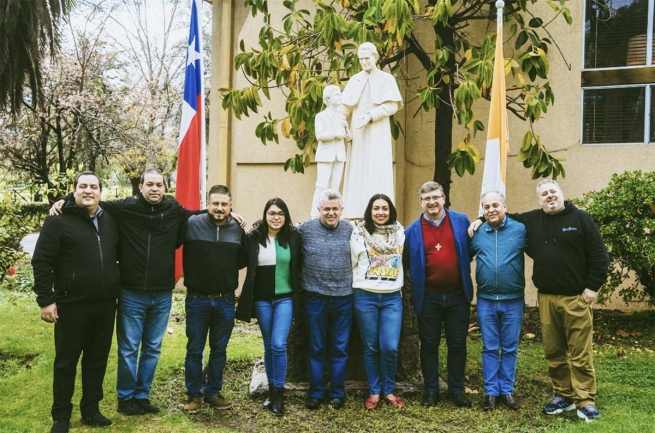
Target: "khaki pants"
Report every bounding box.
[538,293,596,408]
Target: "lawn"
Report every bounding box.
[0,288,653,433]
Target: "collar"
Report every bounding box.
[91,206,103,219]
[423,211,446,227]
[320,219,340,230]
[485,215,507,232]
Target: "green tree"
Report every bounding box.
[0,0,71,113]
[222,0,571,201]
[577,171,655,305]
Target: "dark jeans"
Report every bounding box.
[254,297,293,388]
[52,301,116,420]
[184,293,235,397]
[305,293,353,399]
[417,291,470,394]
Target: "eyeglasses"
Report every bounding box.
[266,211,286,218]
[421,195,444,203]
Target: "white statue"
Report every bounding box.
[310,85,352,217]
[339,42,403,219]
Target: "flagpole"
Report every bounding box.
[197,0,206,208]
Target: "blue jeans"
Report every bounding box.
[305,293,353,399]
[184,293,235,397]
[254,297,293,388]
[477,297,525,396]
[116,289,172,401]
[353,289,403,396]
[417,291,470,394]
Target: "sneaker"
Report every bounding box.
[51,419,70,433]
[577,404,603,422]
[81,411,112,426]
[542,394,576,415]
[204,394,232,410]
[117,398,146,416]
[184,395,202,414]
[136,398,160,413]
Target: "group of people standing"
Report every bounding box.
[32,169,609,433]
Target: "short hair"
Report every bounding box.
[363,194,397,235]
[318,189,342,207]
[480,190,506,205]
[140,168,164,184]
[73,171,102,190]
[357,42,379,60]
[323,84,341,103]
[208,184,232,200]
[536,179,561,195]
[418,181,444,198]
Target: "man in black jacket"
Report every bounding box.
[179,185,247,414]
[33,171,120,433]
[470,179,609,422]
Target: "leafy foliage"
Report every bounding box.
[222,0,571,191]
[0,195,32,283]
[576,171,655,305]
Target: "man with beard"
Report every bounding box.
[180,185,247,413]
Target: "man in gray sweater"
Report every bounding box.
[298,189,353,410]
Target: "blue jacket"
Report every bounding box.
[403,209,473,315]
[469,216,528,301]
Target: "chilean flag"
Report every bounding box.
[175,0,205,282]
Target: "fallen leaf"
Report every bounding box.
[616,330,630,338]
[523,333,536,339]
[167,327,174,334]
[464,387,479,394]
[617,349,626,357]
[631,332,643,338]
[468,326,480,332]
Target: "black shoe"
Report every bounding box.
[501,394,520,410]
[118,398,146,416]
[422,391,439,408]
[482,395,496,411]
[51,419,70,433]
[136,398,160,413]
[329,397,345,409]
[271,388,284,416]
[82,411,112,427]
[450,392,472,408]
[262,384,274,410]
[305,396,321,410]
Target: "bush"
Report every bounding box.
[2,266,34,292]
[0,195,33,282]
[17,202,49,229]
[576,171,655,305]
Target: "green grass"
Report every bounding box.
[0,288,653,432]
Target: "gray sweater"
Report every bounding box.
[298,219,353,297]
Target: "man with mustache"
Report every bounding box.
[469,179,609,422]
[403,181,474,409]
[179,185,247,413]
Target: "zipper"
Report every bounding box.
[216,225,220,241]
[495,229,499,300]
[97,234,104,282]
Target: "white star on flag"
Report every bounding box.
[187,36,201,68]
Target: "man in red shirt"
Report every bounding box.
[403,181,473,408]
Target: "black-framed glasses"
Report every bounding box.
[266,211,286,218]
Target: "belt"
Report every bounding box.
[190,292,232,299]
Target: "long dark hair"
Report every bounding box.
[258,197,293,248]
[363,193,397,235]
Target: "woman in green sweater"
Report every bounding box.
[236,198,301,416]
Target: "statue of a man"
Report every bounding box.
[339,42,403,219]
[310,85,351,217]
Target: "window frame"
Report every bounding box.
[581,0,655,145]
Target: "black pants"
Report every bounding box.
[52,301,116,420]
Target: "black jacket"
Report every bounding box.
[180,214,247,295]
[32,203,120,306]
[236,222,302,322]
[509,201,609,295]
[64,193,195,291]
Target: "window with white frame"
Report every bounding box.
[582,0,655,144]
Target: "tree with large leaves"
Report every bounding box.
[222,0,572,202]
[0,0,71,113]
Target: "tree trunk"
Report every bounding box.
[129,176,140,197]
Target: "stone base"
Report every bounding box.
[248,358,447,397]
